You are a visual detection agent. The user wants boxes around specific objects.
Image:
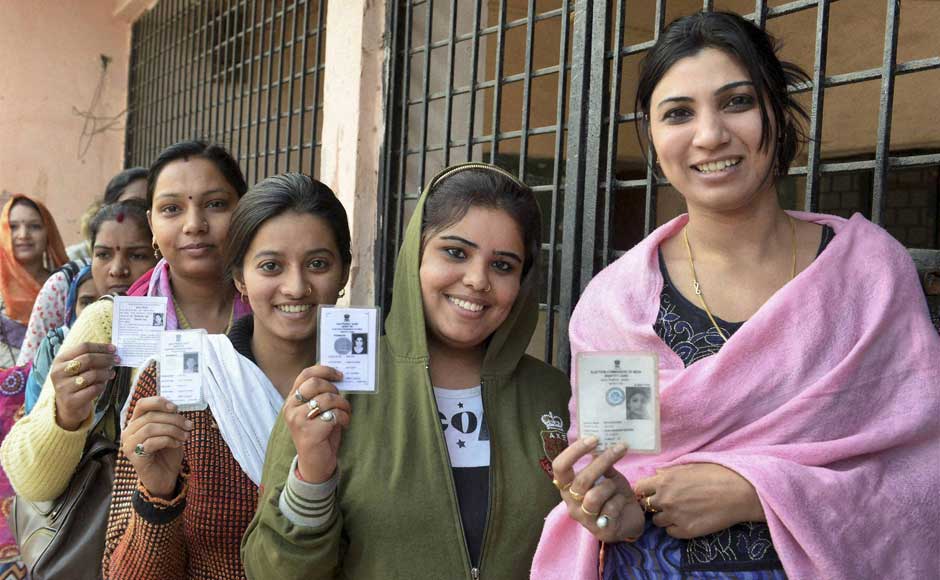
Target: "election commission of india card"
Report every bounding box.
[576,352,660,453]
[316,305,380,394]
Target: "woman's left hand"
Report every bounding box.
[634,463,765,539]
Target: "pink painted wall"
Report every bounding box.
[0,1,132,244]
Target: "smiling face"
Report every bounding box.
[149,157,239,281]
[234,211,348,345]
[419,206,525,352]
[649,48,776,213]
[9,202,48,268]
[92,218,158,296]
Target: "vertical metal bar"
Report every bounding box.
[182,0,196,143]
[417,0,434,188]
[274,0,290,173]
[644,0,667,236]
[802,0,830,212]
[464,0,482,163]
[142,9,156,161]
[377,0,403,310]
[150,3,165,159]
[125,21,140,166]
[196,0,210,140]
[296,0,311,172]
[517,0,536,179]
[284,0,301,170]
[310,0,326,177]
[263,0,278,178]
[244,0,260,175]
[229,0,245,162]
[601,0,625,269]
[211,3,223,144]
[872,0,900,225]
[488,0,507,165]
[186,2,199,143]
[703,0,714,10]
[167,0,180,145]
[254,0,270,183]
[543,0,570,364]
[221,0,233,151]
[577,1,608,292]
[157,1,171,153]
[558,0,592,369]
[754,0,767,29]
[395,1,414,249]
[441,0,457,167]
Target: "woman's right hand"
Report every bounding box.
[52,342,120,431]
[121,396,192,499]
[285,365,351,483]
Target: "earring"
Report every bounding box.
[338,289,346,298]
[152,239,161,260]
[240,293,249,304]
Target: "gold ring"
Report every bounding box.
[305,398,321,419]
[568,488,585,502]
[580,504,599,517]
[65,360,82,376]
[551,479,567,492]
[645,495,659,513]
[75,376,86,388]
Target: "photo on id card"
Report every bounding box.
[576,352,659,453]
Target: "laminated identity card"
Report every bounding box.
[317,306,380,394]
[576,352,660,454]
[111,296,169,367]
[158,329,208,412]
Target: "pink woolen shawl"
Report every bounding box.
[531,211,940,580]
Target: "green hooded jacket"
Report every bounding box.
[241,164,571,580]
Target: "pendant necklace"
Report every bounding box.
[682,214,797,343]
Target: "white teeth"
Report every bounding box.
[276,304,311,313]
[695,158,740,173]
[448,296,485,312]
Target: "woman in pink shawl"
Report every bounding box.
[533,11,940,580]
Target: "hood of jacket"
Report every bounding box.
[384,162,540,378]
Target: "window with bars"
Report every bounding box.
[380,0,940,369]
[125,0,328,184]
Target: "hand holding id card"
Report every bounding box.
[158,329,207,412]
[317,306,380,393]
[576,352,660,453]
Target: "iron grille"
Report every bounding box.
[125,0,328,183]
[381,0,940,369]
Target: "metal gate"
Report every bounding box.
[379,0,940,370]
[125,0,328,184]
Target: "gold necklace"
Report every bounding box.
[682,214,797,343]
[174,300,235,333]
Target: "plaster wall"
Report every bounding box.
[0,0,132,243]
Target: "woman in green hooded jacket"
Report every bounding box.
[241,163,572,579]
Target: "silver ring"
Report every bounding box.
[134,443,147,456]
[596,515,610,529]
[305,398,321,419]
[294,390,309,404]
[319,410,336,423]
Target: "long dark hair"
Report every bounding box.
[88,199,151,248]
[635,11,810,178]
[422,165,541,278]
[223,173,352,285]
[104,167,147,204]
[146,140,247,205]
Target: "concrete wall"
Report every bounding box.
[0,1,133,244]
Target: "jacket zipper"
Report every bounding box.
[472,377,493,580]
[425,363,487,580]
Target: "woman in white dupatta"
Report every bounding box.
[102,174,352,580]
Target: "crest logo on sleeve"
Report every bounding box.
[539,412,568,478]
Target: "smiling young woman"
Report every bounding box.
[242,163,571,580]
[101,174,351,580]
[533,12,940,580]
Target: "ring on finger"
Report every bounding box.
[568,487,585,502]
[65,359,82,376]
[645,495,660,514]
[305,398,322,419]
[75,376,86,388]
[319,410,336,423]
[580,504,600,517]
[294,389,309,404]
[551,479,571,493]
[596,514,611,529]
[134,443,148,456]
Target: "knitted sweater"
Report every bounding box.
[0,299,115,501]
[102,318,260,580]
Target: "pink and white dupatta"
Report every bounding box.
[531,212,940,580]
